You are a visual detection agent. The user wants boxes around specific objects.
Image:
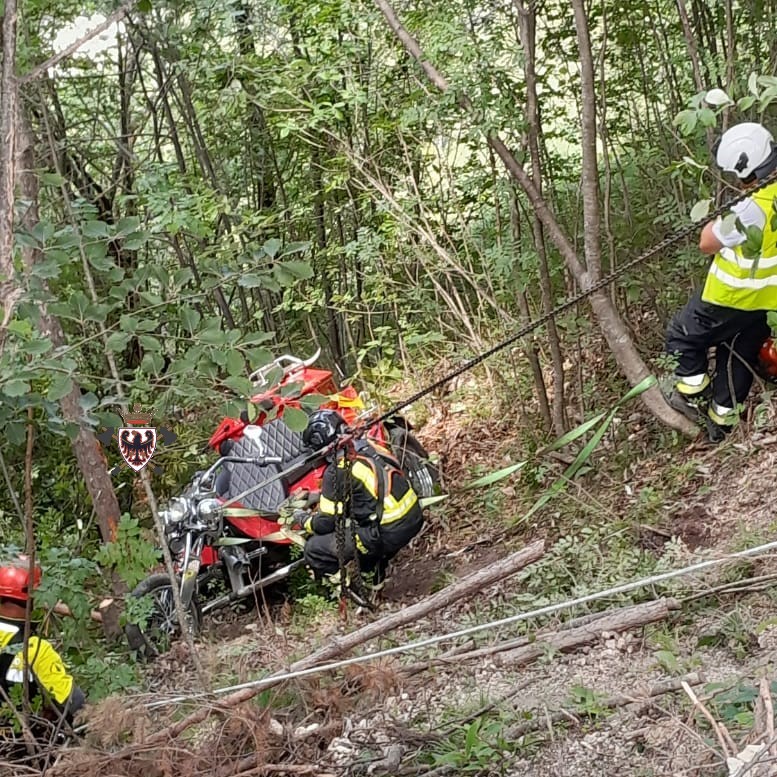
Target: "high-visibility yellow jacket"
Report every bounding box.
[702,182,777,310]
[0,619,82,718]
[305,441,418,535]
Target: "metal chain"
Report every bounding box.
[334,446,349,602]
[373,171,777,425]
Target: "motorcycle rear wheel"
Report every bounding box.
[125,573,202,660]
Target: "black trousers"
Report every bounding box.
[303,506,424,576]
[665,289,769,408]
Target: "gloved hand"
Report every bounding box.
[278,508,308,528]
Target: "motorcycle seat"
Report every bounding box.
[216,419,310,515]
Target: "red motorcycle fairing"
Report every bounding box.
[200,545,219,566]
[220,511,294,543]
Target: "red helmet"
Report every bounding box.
[0,557,41,603]
[760,337,777,378]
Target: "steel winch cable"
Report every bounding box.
[221,174,777,508]
[371,170,777,426]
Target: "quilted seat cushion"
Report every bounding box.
[215,421,310,515]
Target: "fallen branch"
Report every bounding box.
[508,671,706,738]
[402,606,626,672]
[141,540,546,745]
[682,679,737,759]
[496,597,681,666]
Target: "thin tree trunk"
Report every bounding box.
[16,104,121,543]
[509,190,552,430]
[372,0,697,436]
[675,0,705,91]
[515,1,566,436]
[0,0,20,343]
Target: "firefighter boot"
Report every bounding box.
[705,402,737,444]
[666,374,711,425]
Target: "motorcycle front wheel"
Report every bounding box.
[125,573,202,660]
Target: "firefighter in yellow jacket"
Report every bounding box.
[666,122,777,441]
[296,410,423,581]
[0,557,85,750]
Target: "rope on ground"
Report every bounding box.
[143,537,777,710]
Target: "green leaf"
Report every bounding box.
[278,240,311,257]
[238,273,267,289]
[299,393,328,411]
[138,335,161,352]
[282,407,310,433]
[738,95,756,111]
[3,379,30,397]
[222,375,253,395]
[543,412,606,452]
[22,337,52,356]
[141,351,165,374]
[279,260,314,280]
[123,232,149,251]
[673,109,697,135]
[82,220,110,239]
[419,494,448,508]
[654,650,680,674]
[200,328,228,345]
[119,315,139,333]
[226,350,245,376]
[749,72,759,96]
[106,331,130,351]
[690,199,712,223]
[463,462,526,490]
[180,306,201,333]
[242,332,273,346]
[705,88,731,106]
[137,0,152,12]
[115,216,140,235]
[263,237,282,258]
[47,374,73,401]
[698,107,716,127]
[32,221,54,244]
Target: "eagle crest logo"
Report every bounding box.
[117,405,157,472]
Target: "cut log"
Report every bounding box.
[496,597,681,666]
[144,540,545,745]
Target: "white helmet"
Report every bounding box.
[715,122,775,180]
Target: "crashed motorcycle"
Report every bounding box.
[125,351,440,657]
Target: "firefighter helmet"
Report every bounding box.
[0,557,41,604]
[303,410,347,450]
[715,122,777,180]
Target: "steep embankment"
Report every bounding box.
[46,398,777,777]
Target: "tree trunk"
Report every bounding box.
[515,1,566,436]
[0,0,20,342]
[372,0,697,436]
[16,102,121,543]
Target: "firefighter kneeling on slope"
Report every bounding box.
[284,410,424,590]
[0,557,85,758]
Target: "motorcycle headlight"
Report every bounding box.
[197,498,222,528]
[163,497,189,526]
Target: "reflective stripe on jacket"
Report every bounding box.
[310,443,418,535]
[702,182,777,310]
